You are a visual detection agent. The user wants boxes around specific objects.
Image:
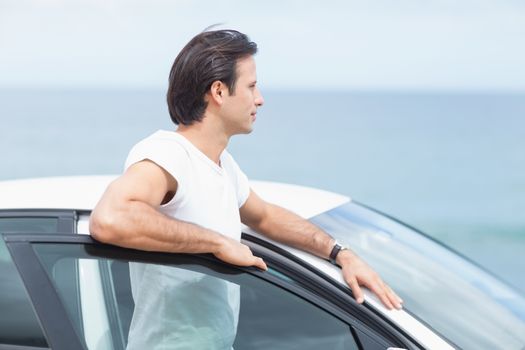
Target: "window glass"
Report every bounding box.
[0,217,58,234]
[310,202,525,350]
[33,243,359,350]
[0,239,48,347]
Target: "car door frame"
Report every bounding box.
[0,209,76,234]
[3,232,423,350]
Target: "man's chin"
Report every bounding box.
[235,126,254,135]
[227,123,254,137]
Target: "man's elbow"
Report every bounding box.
[89,210,121,245]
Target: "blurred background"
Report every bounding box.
[1,1,524,292]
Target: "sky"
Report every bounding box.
[1,0,525,91]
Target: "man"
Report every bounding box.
[90,29,402,347]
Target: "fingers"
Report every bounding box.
[379,280,403,309]
[342,268,364,303]
[235,243,267,271]
[363,278,403,310]
[239,243,267,271]
[253,256,268,271]
[386,284,404,309]
[346,277,364,304]
[369,280,394,310]
[361,274,393,310]
[246,245,267,271]
[343,264,403,310]
[214,239,267,271]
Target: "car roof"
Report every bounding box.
[1,175,353,266]
[0,175,349,219]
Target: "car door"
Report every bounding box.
[2,229,419,350]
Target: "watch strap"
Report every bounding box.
[329,242,344,265]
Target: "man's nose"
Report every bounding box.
[255,88,264,107]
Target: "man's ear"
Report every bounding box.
[209,80,225,105]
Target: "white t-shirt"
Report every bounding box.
[124,130,250,350]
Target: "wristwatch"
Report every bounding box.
[329,241,347,265]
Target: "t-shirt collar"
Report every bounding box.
[163,130,225,174]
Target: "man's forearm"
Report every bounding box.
[90,199,224,254]
[253,203,348,261]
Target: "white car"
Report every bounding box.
[1,176,525,350]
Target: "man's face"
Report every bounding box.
[220,55,264,135]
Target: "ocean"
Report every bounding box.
[1,88,524,292]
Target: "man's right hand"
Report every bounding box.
[213,235,268,271]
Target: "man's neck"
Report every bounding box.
[175,123,229,166]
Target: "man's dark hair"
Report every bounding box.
[167,29,258,125]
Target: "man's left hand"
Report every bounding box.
[337,249,403,310]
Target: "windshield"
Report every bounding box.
[310,201,525,349]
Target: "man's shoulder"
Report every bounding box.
[132,130,189,154]
[125,130,191,172]
[136,129,181,144]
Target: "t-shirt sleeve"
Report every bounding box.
[223,153,251,208]
[124,136,189,206]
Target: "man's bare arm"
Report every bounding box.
[89,160,266,270]
[240,189,402,309]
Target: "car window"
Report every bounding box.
[0,239,48,348]
[0,217,58,234]
[311,202,525,350]
[33,243,360,350]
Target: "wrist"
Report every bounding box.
[329,241,356,266]
[335,248,358,267]
[209,230,228,254]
